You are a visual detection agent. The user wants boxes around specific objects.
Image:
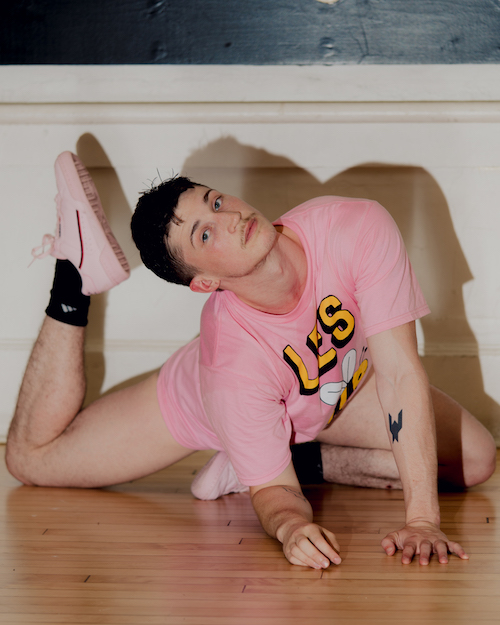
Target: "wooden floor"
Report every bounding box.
[0,446,499,625]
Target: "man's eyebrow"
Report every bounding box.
[190,189,214,246]
[190,220,200,247]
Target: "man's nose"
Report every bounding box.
[219,210,241,233]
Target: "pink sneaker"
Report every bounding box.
[191,451,249,500]
[31,151,130,295]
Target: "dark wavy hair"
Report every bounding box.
[131,176,201,286]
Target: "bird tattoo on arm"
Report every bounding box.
[389,410,403,442]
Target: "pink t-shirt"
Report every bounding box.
[158,197,430,485]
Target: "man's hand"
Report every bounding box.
[281,519,341,568]
[249,462,342,569]
[381,521,469,565]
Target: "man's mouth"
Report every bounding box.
[244,217,257,244]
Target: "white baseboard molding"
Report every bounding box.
[2,65,500,104]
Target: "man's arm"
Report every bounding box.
[367,321,468,564]
[250,462,342,568]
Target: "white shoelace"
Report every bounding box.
[29,234,55,266]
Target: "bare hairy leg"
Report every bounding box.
[7,317,86,462]
[6,316,192,488]
[319,444,402,489]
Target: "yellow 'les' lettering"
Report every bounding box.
[283,295,358,398]
[317,295,355,348]
[306,327,337,376]
[307,327,320,350]
[283,345,319,395]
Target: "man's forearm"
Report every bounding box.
[379,368,440,525]
[251,484,313,541]
[369,323,467,563]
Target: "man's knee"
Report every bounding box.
[5,440,35,486]
[434,388,497,488]
[5,428,51,487]
[463,430,497,487]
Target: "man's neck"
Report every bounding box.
[223,226,307,315]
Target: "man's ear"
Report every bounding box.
[189,277,221,293]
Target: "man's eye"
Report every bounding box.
[214,198,221,211]
[202,229,210,243]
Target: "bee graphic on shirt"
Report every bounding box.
[320,347,369,419]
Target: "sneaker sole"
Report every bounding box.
[70,154,130,275]
[55,152,130,294]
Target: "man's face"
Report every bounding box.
[168,185,278,288]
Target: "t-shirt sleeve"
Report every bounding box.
[348,201,430,337]
[200,364,292,486]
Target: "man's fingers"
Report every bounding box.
[291,535,331,569]
[299,531,341,567]
[432,540,449,564]
[401,542,416,564]
[418,540,433,565]
[289,524,469,569]
[287,548,319,568]
[285,526,342,569]
[318,529,342,565]
[448,541,469,560]
[287,535,321,568]
[381,535,397,556]
[321,528,341,553]
[382,525,470,565]
[300,535,331,568]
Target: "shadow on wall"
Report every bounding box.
[183,137,499,434]
[75,133,142,405]
[74,133,498,435]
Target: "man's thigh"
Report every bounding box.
[29,372,193,488]
[315,368,390,449]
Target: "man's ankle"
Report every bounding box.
[45,260,90,327]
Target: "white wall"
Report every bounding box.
[1,65,499,443]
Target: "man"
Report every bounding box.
[7,152,496,570]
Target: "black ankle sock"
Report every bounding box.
[45,260,90,327]
[291,442,324,484]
